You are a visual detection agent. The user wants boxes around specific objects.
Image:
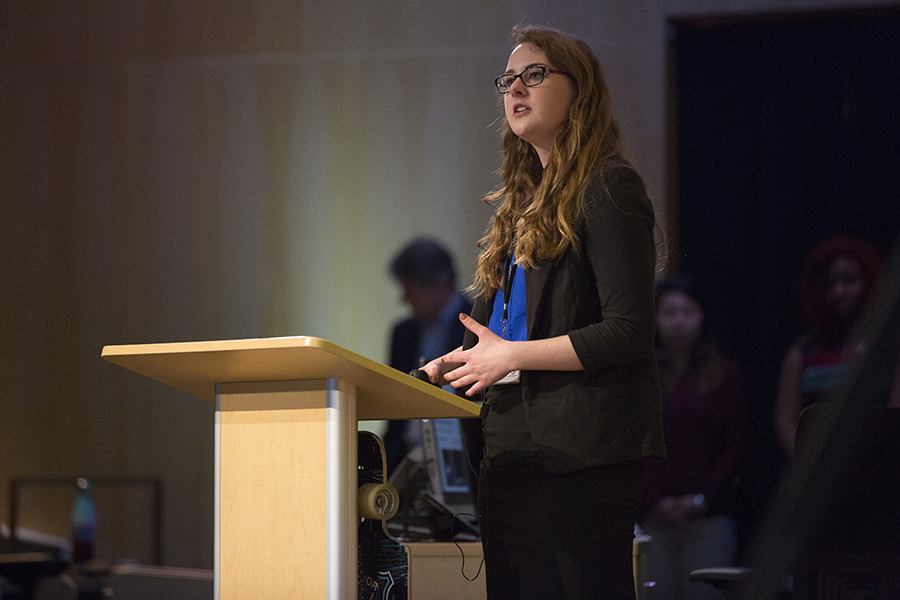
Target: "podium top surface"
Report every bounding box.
[101,336,481,421]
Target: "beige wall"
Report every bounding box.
[1,0,891,568]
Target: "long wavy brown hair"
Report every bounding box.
[472,26,628,294]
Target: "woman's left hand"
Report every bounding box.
[441,314,518,396]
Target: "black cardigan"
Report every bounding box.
[464,164,666,472]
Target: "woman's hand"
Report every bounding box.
[650,494,706,526]
[419,351,463,387]
[440,314,518,396]
[432,313,584,396]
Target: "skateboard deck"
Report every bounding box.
[358,431,410,600]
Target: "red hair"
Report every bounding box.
[798,236,883,340]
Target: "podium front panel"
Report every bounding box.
[215,379,356,600]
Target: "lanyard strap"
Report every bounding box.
[501,253,517,339]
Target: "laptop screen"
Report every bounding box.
[421,418,476,515]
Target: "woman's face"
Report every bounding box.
[826,255,865,320]
[503,43,576,167]
[656,290,704,354]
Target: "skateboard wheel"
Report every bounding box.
[358,483,398,520]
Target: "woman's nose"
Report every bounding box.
[508,77,527,95]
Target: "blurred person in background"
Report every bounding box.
[641,275,748,600]
[384,237,472,475]
[773,235,896,458]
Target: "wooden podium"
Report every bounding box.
[102,336,481,600]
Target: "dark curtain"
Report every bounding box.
[672,9,900,556]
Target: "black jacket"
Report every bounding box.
[464,165,666,472]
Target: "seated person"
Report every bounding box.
[774,236,889,458]
[383,237,472,475]
[641,275,749,600]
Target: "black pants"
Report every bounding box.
[478,455,644,600]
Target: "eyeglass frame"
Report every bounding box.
[494,65,571,95]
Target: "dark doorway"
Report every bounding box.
[668,7,900,558]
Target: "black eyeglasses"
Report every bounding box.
[494,65,569,95]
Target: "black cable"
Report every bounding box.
[450,511,485,582]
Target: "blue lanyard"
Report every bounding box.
[501,253,517,340]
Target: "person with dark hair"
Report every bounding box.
[421,26,666,599]
[774,236,886,457]
[641,275,748,600]
[384,237,473,475]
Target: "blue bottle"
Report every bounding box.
[71,478,96,562]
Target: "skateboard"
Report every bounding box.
[358,431,409,600]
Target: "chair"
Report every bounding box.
[687,565,754,599]
[691,403,900,599]
[788,403,900,598]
